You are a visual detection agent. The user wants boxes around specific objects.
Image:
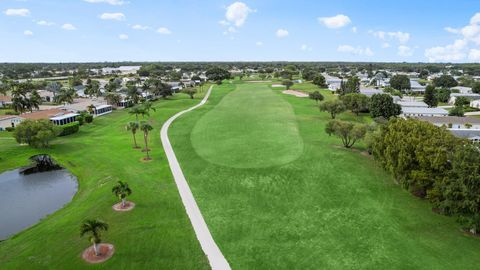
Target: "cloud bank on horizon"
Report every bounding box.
[0,0,479,62]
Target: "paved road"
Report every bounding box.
[160,86,231,270]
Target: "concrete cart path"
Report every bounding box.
[160,86,231,270]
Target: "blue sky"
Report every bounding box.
[1,0,479,63]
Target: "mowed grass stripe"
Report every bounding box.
[191,83,303,168]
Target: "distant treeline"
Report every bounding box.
[2,61,480,79]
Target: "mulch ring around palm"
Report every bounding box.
[112,201,135,212]
[82,243,115,264]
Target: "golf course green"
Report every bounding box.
[191,83,303,168]
[170,81,480,269]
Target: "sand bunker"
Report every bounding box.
[282,90,309,98]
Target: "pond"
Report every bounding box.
[0,168,78,240]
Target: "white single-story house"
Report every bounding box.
[360,88,384,97]
[410,80,426,94]
[470,99,480,108]
[416,116,480,129]
[449,93,480,105]
[0,115,23,130]
[449,129,480,143]
[37,90,55,102]
[401,107,448,117]
[50,113,80,126]
[92,104,112,117]
[397,101,429,108]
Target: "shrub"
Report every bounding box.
[13,119,59,148]
[84,114,93,123]
[77,115,85,125]
[59,121,80,136]
[5,111,20,115]
[5,127,15,132]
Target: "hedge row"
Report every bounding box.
[59,121,80,136]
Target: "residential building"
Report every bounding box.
[449,93,480,105]
[0,95,12,108]
[401,107,448,117]
[0,115,23,130]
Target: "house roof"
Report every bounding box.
[449,129,480,139]
[0,115,22,121]
[416,116,480,125]
[402,107,448,115]
[0,95,12,102]
[397,101,428,108]
[50,113,79,121]
[20,108,66,120]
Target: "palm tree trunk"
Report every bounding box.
[132,132,138,148]
[122,198,126,207]
[93,243,99,256]
[144,133,150,159]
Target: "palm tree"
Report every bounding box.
[126,122,140,148]
[105,92,121,106]
[139,121,153,160]
[129,106,145,122]
[28,90,42,112]
[80,219,109,256]
[141,101,156,115]
[55,87,75,105]
[112,181,132,208]
[127,85,140,104]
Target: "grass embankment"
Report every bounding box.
[0,94,209,269]
[170,81,480,269]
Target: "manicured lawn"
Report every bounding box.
[0,95,209,269]
[191,83,303,168]
[170,81,480,269]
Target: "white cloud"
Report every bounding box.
[132,24,149,30]
[369,30,410,44]
[351,26,357,33]
[62,23,76,30]
[398,45,414,56]
[100,12,125,21]
[219,20,230,26]
[83,0,126,5]
[444,27,460,34]
[119,34,128,40]
[157,27,171,34]
[23,30,33,36]
[425,39,467,62]
[381,42,390,48]
[256,41,263,46]
[337,45,373,56]
[468,49,480,61]
[318,14,351,29]
[276,29,289,38]
[301,44,312,51]
[425,13,480,62]
[4,8,30,16]
[37,20,54,26]
[225,2,253,27]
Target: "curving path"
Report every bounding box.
[160,86,231,270]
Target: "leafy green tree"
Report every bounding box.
[126,122,140,148]
[312,74,327,88]
[206,67,231,84]
[472,82,480,94]
[140,121,154,160]
[13,119,59,148]
[80,219,109,256]
[449,106,465,117]
[127,85,141,104]
[423,85,438,107]
[433,75,458,88]
[340,93,369,115]
[369,94,401,119]
[68,76,83,87]
[112,181,132,208]
[325,120,367,148]
[454,96,470,107]
[435,88,451,103]
[85,80,101,97]
[345,76,360,94]
[182,87,197,99]
[46,82,61,96]
[309,91,324,104]
[390,75,411,91]
[372,118,460,198]
[319,100,346,119]
[419,69,429,79]
[282,80,294,90]
[302,69,316,81]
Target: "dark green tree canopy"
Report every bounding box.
[389,75,411,91]
[369,94,401,119]
[433,75,458,88]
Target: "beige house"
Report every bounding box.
[0,115,23,131]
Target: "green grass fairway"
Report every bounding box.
[0,95,209,269]
[191,83,303,168]
[170,81,480,269]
